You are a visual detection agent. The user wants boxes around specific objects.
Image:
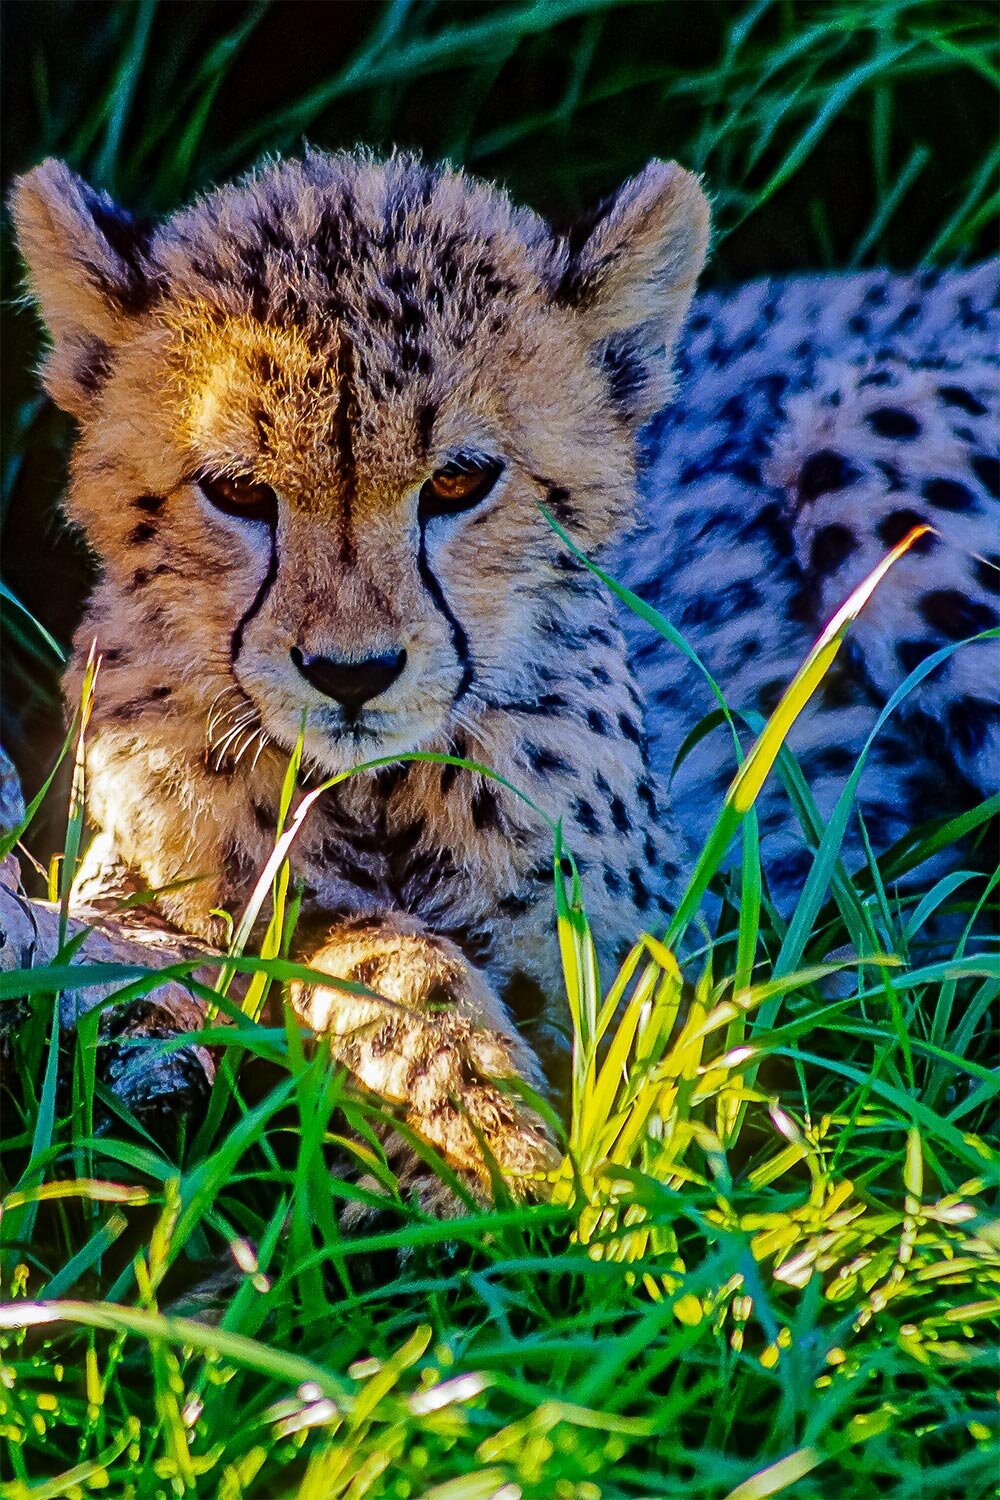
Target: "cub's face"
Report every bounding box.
[12,152,708,772]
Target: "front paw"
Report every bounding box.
[291,922,558,1198]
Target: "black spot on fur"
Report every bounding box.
[601,334,648,412]
[126,563,172,593]
[587,707,611,735]
[896,638,941,674]
[806,743,856,776]
[919,590,998,640]
[810,523,857,575]
[471,782,502,832]
[253,352,282,386]
[757,678,786,715]
[867,407,921,440]
[373,762,410,799]
[416,403,437,453]
[847,313,869,336]
[609,796,631,835]
[440,736,467,794]
[741,500,795,561]
[957,296,988,333]
[252,799,273,832]
[718,392,746,426]
[971,453,999,499]
[114,685,172,720]
[127,522,157,546]
[544,485,575,523]
[878,509,935,552]
[75,336,114,394]
[603,866,622,896]
[83,192,157,313]
[618,712,641,744]
[814,662,857,713]
[498,892,532,918]
[637,779,657,817]
[524,742,572,777]
[973,554,1000,595]
[920,477,976,512]
[937,385,987,417]
[441,924,493,966]
[132,494,165,514]
[797,450,861,502]
[629,868,651,911]
[889,301,920,334]
[948,696,995,758]
[575,798,602,836]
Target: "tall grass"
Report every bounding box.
[1,2,998,1495]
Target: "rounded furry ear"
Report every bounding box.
[552,161,710,424]
[9,159,159,415]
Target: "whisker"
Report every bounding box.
[208,698,253,739]
[249,729,272,773]
[210,710,259,767]
[232,721,268,772]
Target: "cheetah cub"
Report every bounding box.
[11,151,997,1197]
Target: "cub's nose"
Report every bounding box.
[290,646,407,711]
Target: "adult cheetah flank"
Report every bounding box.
[10,149,998,1196]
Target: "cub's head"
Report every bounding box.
[11,150,708,771]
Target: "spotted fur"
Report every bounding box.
[10,151,998,1191]
[627,262,999,891]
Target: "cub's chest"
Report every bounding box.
[282,764,547,922]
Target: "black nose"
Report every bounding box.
[290,646,407,711]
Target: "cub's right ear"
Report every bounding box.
[9,159,159,416]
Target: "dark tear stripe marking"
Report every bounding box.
[417,526,474,702]
[333,330,359,564]
[231,529,279,663]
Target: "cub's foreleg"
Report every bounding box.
[291,915,557,1205]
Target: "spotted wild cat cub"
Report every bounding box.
[10,149,997,1196]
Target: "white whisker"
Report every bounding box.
[249,729,272,773]
[210,709,259,767]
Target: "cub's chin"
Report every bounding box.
[261,706,445,782]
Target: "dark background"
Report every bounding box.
[1,0,996,851]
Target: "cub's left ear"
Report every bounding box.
[9,158,159,416]
[552,160,710,424]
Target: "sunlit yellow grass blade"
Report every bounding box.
[577,961,660,1161]
[667,526,934,944]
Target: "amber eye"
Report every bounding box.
[195,471,278,526]
[418,458,503,522]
